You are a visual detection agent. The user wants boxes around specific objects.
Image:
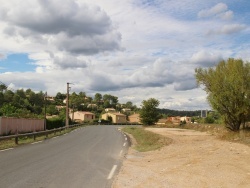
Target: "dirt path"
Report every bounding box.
[113,128,250,188]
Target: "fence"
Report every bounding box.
[0,117,45,136]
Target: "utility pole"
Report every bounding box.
[66,82,73,128]
[66,83,70,128]
[44,91,47,130]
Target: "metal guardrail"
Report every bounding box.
[0,123,140,145]
[0,124,83,145]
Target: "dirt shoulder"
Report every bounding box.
[113,128,250,188]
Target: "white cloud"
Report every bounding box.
[0,0,121,55]
[198,3,231,20]
[35,67,44,73]
[191,50,223,67]
[219,10,234,20]
[0,0,250,110]
[54,32,121,55]
[207,24,247,35]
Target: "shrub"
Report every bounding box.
[46,117,64,130]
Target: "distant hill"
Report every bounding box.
[159,109,201,117]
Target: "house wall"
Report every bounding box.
[113,114,126,123]
[156,119,167,125]
[128,114,141,123]
[101,113,108,121]
[84,114,95,121]
[102,113,126,123]
[180,116,191,123]
[0,117,45,135]
[70,112,95,122]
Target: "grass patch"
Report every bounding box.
[123,126,172,152]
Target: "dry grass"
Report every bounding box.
[123,126,172,152]
[174,123,250,146]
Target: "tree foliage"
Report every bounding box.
[195,58,250,131]
[139,98,160,125]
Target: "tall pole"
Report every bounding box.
[66,83,69,128]
[44,92,47,130]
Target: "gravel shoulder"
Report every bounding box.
[112,128,250,188]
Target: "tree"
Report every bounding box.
[55,92,66,105]
[46,105,59,116]
[94,93,102,104]
[0,104,17,116]
[195,58,250,131]
[0,92,4,107]
[4,90,14,103]
[0,84,7,92]
[124,101,133,108]
[139,98,160,125]
[103,94,118,108]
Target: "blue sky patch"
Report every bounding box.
[0,53,36,73]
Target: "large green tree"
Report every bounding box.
[94,93,102,104]
[103,94,118,108]
[195,58,250,131]
[139,98,160,125]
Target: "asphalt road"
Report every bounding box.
[0,125,129,188]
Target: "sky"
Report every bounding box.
[0,0,250,110]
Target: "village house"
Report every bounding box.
[128,113,141,124]
[156,116,192,125]
[180,116,192,124]
[155,118,169,125]
[105,108,116,113]
[102,112,127,124]
[122,108,131,113]
[87,104,97,109]
[167,116,181,125]
[70,111,95,123]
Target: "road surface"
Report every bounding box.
[0,125,129,188]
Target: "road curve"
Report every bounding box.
[0,125,129,188]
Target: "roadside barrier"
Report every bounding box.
[0,124,83,145]
[0,123,140,145]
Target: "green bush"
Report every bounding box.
[46,117,65,130]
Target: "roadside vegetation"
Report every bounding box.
[195,58,250,131]
[123,126,172,152]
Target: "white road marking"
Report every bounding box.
[119,150,123,156]
[123,143,126,147]
[52,136,59,139]
[63,133,68,136]
[107,165,117,179]
[31,141,43,145]
[0,148,14,152]
[125,137,127,141]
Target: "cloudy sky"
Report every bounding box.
[0,0,249,110]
